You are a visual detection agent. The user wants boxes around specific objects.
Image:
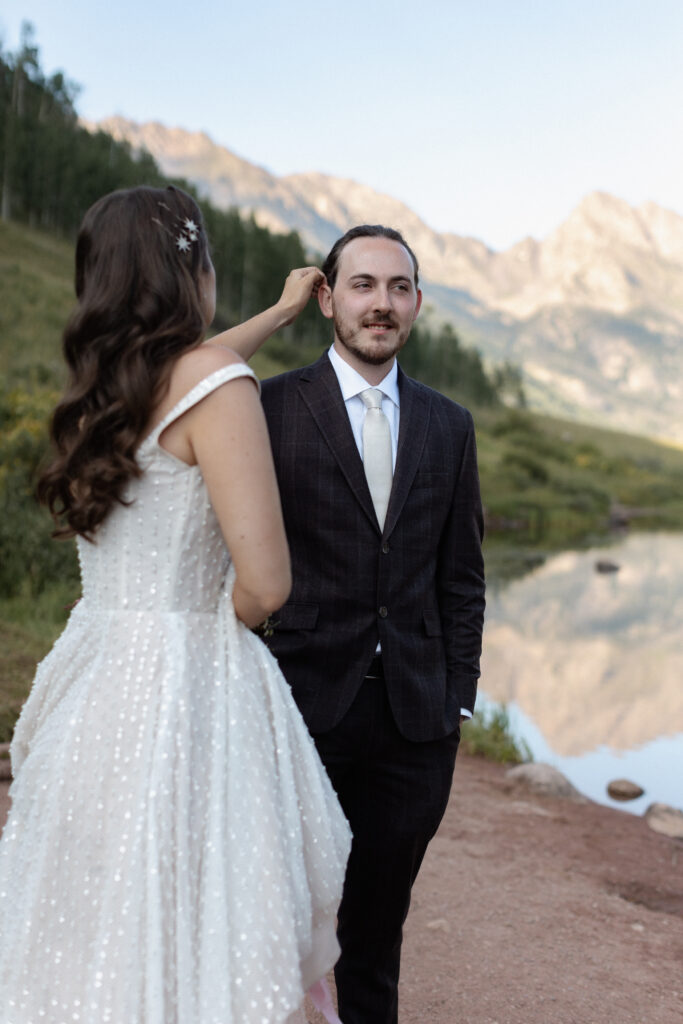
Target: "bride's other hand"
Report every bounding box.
[275,267,325,325]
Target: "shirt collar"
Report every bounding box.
[328,345,399,407]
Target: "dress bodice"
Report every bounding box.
[76,364,258,613]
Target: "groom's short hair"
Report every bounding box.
[322,225,420,291]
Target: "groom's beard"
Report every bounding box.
[332,305,411,366]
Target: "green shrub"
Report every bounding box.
[460,705,532,764]
[501,450,550,483]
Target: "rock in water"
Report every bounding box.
[607,779,645,801]
[645,803,683,839]
[595,559,620,573]
[506,763,585,801]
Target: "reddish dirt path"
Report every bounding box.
[398,756,682,1024]
[3,754,682,1024]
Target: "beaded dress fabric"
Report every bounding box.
[0,364,351,1024]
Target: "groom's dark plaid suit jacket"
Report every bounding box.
[261,352,485,742]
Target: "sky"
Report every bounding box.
[2,0,682,251]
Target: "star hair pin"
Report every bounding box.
[176,218,199,252]
[153,203,200,254]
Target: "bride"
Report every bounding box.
[0,184,350,1023]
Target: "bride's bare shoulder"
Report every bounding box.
[166,343,248,398]
[174,342,245,383]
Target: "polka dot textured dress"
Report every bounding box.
[0,364,351,1024]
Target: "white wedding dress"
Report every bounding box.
[0,365,351,1024]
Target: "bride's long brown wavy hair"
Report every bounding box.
[37,185,212,540]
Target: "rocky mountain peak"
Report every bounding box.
[551,190,657,253]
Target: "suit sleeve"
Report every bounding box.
[436,410,486,715]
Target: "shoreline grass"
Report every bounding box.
[460,705,532,765]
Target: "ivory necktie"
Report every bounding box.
[360,388,393,529]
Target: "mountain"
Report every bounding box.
[90,117,683,444]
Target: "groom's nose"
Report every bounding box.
[372,286,391,311]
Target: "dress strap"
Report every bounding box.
[140,364,260,453]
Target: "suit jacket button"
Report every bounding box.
[381,542,389,554]
[379,606,388,618]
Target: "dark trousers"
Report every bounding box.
[312,658,460,1024]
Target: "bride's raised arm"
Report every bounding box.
[210,266,324,362]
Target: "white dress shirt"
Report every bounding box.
[327,346,471,720]
[327,344,399,468]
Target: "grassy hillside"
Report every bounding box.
[475,405,683,538]
[2,217,683,728]
[0,219,76,380]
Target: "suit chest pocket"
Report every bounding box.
[412,470,452,492]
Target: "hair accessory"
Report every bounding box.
[176,218,199,252]
[154,203,201,255]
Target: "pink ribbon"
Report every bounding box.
[307,978,343,1024]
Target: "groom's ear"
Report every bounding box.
[317,280,334,319]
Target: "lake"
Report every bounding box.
[479,531,683,814]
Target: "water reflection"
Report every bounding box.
[480,533,683,812]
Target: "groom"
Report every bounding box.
[261,225,485,1024]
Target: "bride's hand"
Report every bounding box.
[276,267,325,326]
[207,267,325,362]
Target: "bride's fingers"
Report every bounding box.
[284,268,325,300]
[290,266,324,284]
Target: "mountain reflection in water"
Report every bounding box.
[480,533,683,812]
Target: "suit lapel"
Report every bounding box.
[383,368,430,537]
[298,355,379,531]
[297,356,431,537]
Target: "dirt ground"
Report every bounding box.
[2,753,682,1024]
